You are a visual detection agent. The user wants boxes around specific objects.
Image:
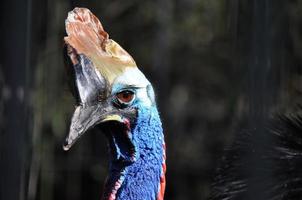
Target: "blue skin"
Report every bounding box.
[103,85,165,200]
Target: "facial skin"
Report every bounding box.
[63,53,154,153]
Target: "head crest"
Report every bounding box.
[64,7,137,84]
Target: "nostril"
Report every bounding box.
[74,125,84,132]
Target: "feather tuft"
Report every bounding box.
[210,111,302,200]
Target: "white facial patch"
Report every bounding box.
[113,67,153,107]
[114,67,150,87]
[135,87,152,107]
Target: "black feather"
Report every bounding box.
[210,111,302,200]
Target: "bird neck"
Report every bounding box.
[103,106,166,200]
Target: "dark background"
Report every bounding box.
[1,0,302,200]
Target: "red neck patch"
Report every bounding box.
[157,143,166,200]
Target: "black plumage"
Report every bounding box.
[210,110,302,200]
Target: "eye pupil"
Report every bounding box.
[116,91,134,104]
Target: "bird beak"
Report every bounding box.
[63,104,123,151]
[63,44,120,151]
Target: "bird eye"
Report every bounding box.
[116,90,135,104]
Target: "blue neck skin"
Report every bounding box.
[103,105,165,200]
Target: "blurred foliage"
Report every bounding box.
[2,0,302,200]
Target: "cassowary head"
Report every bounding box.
[63,8,166,200]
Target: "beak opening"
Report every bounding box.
[63,105,123,151]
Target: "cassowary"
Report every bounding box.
[210,111,302,200]
[62,8,166,200]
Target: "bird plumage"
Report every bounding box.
[63,8,166,200]
[103,105,165,200]
[210,111,302,200]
